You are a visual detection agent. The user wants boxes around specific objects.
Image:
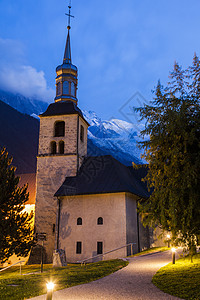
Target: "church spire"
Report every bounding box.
[63,2,74,64]
[55,1,78,105]
[63,29,71,64]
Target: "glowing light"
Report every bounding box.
[23,204,35,214]
[171,248,176,252]
[167,234,170,239]
[46,282,54,291]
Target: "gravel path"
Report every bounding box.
[28,250,182,300]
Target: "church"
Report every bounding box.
[33,5,155,264]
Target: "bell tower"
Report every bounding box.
[33,3,89,263]
[55,7,78,105]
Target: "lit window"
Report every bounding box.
[77,217,82,225]
[76,241,82,254]
[97,217,103,225]
[55,121,65,137]
[80,125,84,142]
[51,141,56,154]
[59,141,64,154]
[63,81,69,95]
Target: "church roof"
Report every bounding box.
[54,155,150,199]
[40,101,89,125]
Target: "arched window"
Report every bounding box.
[56,82,61,96]
[97,217,103,225]
[51,141,56,154]
[63,81,69,95]
[71,82,76,96]
[80,125,84,142]
[54,121,65,137]
[77,217,82,225]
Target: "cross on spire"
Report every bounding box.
[65,0,74,29]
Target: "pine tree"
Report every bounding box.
[136,55,200,255]
[0,148,34,263]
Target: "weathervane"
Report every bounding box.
[65,0,74,29]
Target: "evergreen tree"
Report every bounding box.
[136,54,200,255]
[0,148,34,263]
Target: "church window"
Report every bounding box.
[56,82,61,96]
[55,121,65,137]
[51,141,57,154]
[59,141,64,154]
[63,81,69,95]
[71,82,76,96]
[80,125,84,142]
[77,217,82,225]
[76,241,82,254]
[97,217,103,225]
[97,242,103,255]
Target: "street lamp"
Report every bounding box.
[171,248,176,264]
[46,282,54,300]
[166,234,171,248]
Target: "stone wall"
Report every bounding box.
[34,155,77,262]
[33,113,88,263]
[39,115,78,155]
[78,117,88,158]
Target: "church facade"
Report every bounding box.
[33,8,154,264]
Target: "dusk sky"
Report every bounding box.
[1,0,200,122]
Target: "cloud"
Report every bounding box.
[0,38,54,101]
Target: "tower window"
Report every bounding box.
[76,241,82,254]
[55,121,65,137]
[63,81,69,95]
[51,141,57,154]
[77,217,82,225]
[56,82,61,96]
[97,217,103,225]
[59,141,64,154]
[71,82,76,96]
[52,224,55,234]
[97,242,103,255]
[80,125,84,142]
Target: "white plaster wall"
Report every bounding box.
[59,193,127,263]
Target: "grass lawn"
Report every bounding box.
[0,259,128,300]
[128,246,169,257]
[152,252,200,300]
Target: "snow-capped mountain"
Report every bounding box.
[0,90,145,166]
[83,110,145,165]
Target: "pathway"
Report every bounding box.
[28,250,181,300]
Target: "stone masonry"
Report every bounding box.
[34,113,88,262]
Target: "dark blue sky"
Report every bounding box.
[1,0,200,121]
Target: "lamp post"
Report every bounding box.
[171,248,176,264]
[166,234,171,248]
[46,282,54,300]
[36,232,47,273]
